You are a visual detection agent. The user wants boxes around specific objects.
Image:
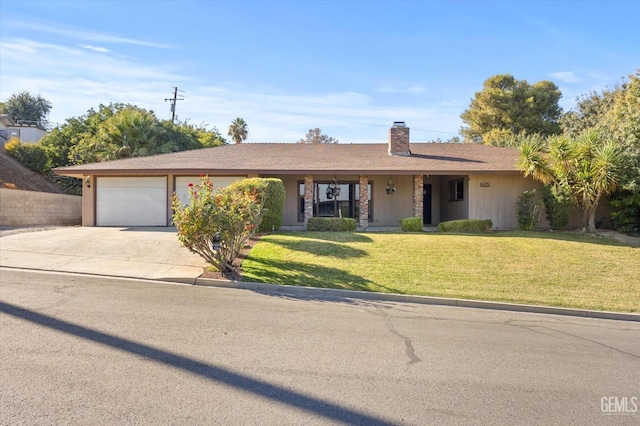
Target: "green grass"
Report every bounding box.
[242,231,640,313]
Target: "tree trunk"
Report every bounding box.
[586,208,597,232]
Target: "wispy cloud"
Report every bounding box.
[8,21,173,49]
[549,71,581,84]
[0,36,460,143]
[80,44,111,53]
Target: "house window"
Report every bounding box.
[449,179,464,201]
[298,182,372,222]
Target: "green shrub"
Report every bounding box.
[230,177,285,232]
[173,176,265,273]
[4,137,21,156]
[516,190,542,231]
[543,185,572,230]
[307,217,357,232]
[4,138,50,173]
[438,219,493,233]
[400,216,423,232]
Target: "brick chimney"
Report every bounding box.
[388,121,410,156]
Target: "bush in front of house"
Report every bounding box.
[438,219,493,233]
[400,216,423,232]
[307,217,357,232]
[516,190,542,231]
[230,177,285,232]
[172,176,266,273]
[543,185,572,230]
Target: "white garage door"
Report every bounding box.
[175,176,244,206]
[96,177,167,226]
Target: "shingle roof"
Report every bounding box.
[54,143,521,177]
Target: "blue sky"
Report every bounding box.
[1,0,638,143]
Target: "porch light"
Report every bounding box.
[328,176,341,198]
[84,176,91,188]
[386,176,395,195]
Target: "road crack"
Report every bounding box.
[384,316,421,365]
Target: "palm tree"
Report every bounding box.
[518,131,624,232]
[228,118,248,144]
[96,108,171,160]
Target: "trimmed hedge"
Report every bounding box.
[400,216,423,232]
[229,177,285,232]
[307,217,357,232]
[438,219,493,233]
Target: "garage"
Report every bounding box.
[174,176,244,206]
[96,177,167,226]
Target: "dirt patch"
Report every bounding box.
[597,230,640,247]
[0,148,64,194]
[200,235,263,280]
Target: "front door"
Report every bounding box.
[423,183,432,225]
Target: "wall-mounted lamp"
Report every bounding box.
[84,176,91,188]
[386,176,396,195]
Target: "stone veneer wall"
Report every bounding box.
[359,175,369,228]
[0,188,81,226]
[303,175,314,224]
[413,175,423,218]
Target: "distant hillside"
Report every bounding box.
[0,147,64,193]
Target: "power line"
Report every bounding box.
[165,86,184,124]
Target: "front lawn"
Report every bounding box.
[241,231,640,313]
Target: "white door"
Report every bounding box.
[175,176,245,206]
[96,177,167,226]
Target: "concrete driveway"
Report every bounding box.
[0,227,208,282]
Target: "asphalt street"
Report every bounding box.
[1,268,639,425]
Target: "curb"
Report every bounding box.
[195,277,640,322]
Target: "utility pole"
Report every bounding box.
[165,86,184,124]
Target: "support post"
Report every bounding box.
[359,175,369,229]
[304,175,314,226]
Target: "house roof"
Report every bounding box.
[54,142,521,177]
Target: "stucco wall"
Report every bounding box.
[0,188,82,226]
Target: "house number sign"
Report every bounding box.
[480,182,490,187]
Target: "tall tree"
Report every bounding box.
[606,71,640,231]
[94,108,172,159]
[228,117,248,144]
[559,88,617,138]
[518,131,624,232]
[297,128,339,144]
[0,91,52,129]
[461,74,563,145]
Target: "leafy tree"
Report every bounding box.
[166,120,226,150]
[518,131,624,232]
[606,71,640,231]
[93,107,172,160]
[460,74,562,145]
[228,117,248,144]
[559,89,617,138]
[0,91,52,129]
[297,128,339,144]
[559,71,640,232]
[172,177,267,273]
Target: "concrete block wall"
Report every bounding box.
[0,188,82,226]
